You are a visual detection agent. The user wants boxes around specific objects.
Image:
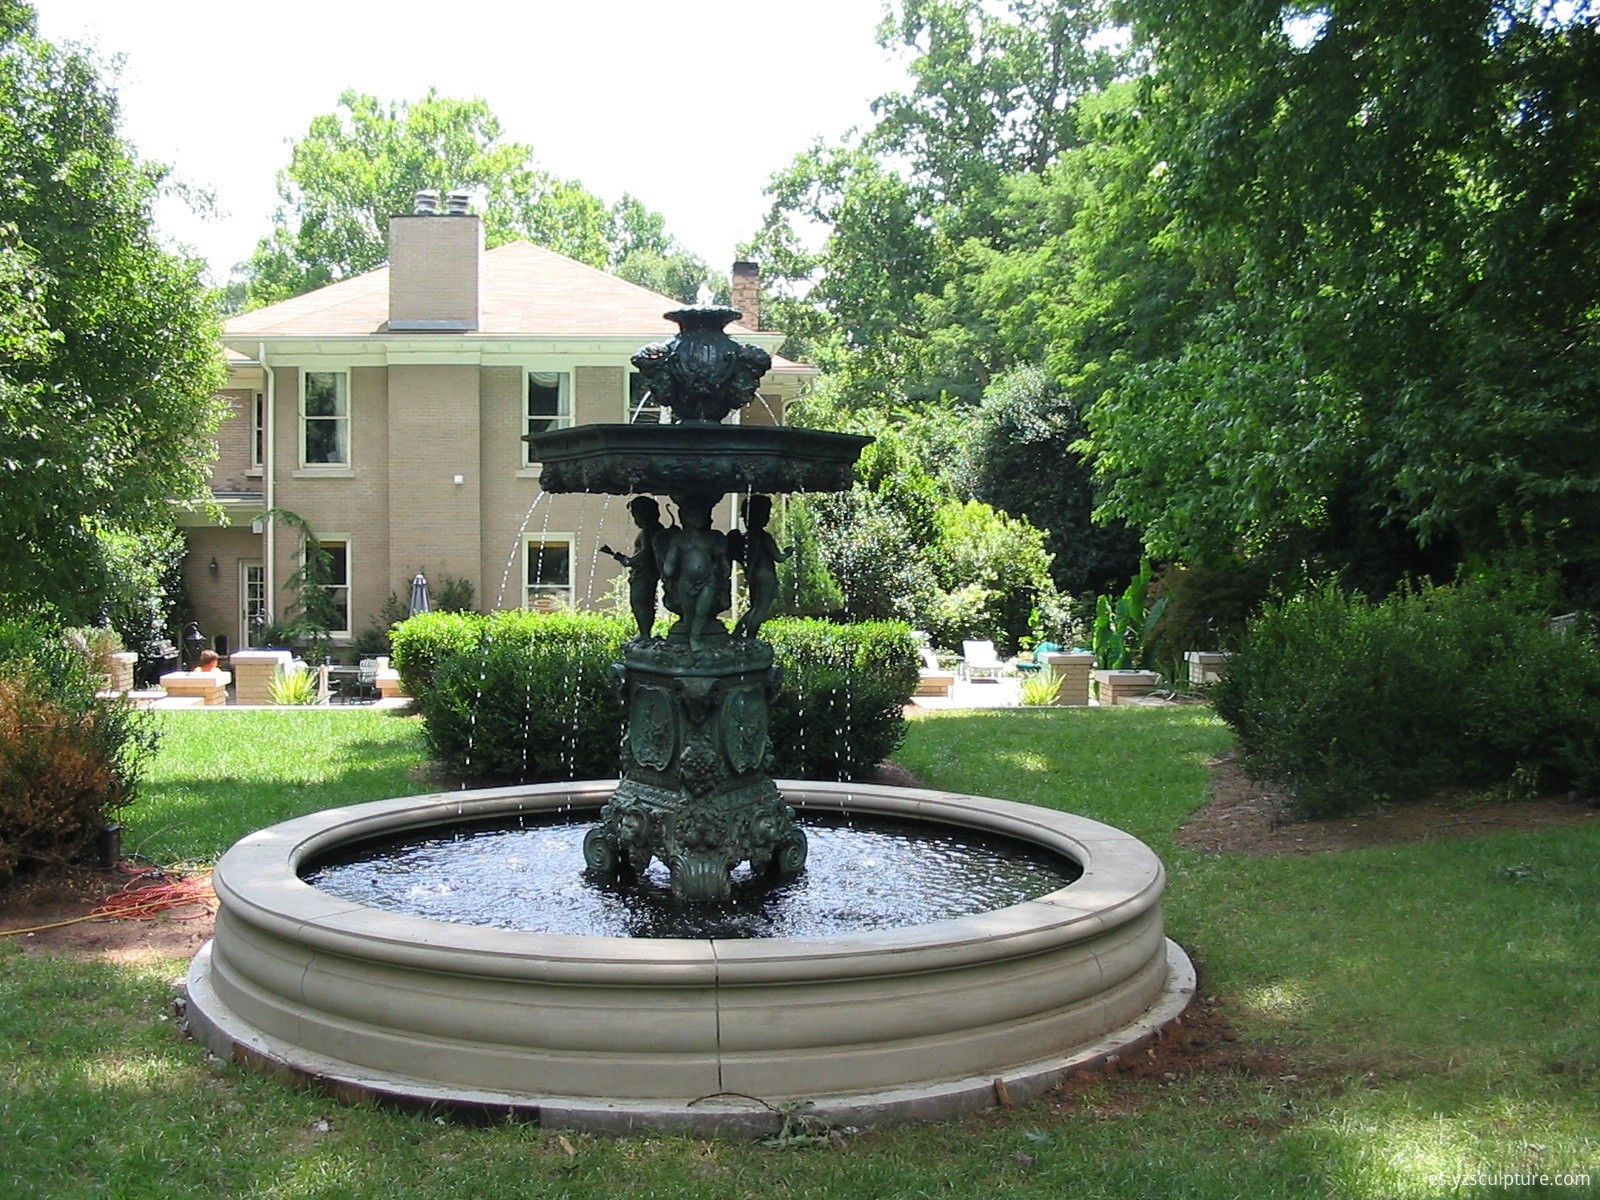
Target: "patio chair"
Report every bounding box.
[1014,642,1062,674]
[961,639,1005,680]
[354,658,380,703]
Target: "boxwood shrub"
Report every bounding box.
[1212,579,1600,817]
[400,612,920,784]
[764,617,920,780]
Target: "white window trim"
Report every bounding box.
[522,368,574,468]
[299,368,351,470]
[524,533,575,611]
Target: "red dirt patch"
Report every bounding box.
[1179,752,1600,856]
[0,863,215,963]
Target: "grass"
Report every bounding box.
[1,706,1596,1198]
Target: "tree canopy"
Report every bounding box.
[1082,0,1600,593]
[238,90,717,309]
[744,0,1600,605]
[0,1,225,628]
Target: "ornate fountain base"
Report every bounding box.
[583,632,806,900]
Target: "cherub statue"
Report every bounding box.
[600,496,664,640]
[659,499,731,650]
[730,494,790,639]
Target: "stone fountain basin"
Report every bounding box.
[185,781,1193,1133]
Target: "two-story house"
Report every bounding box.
[178,198,814,654]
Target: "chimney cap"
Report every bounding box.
[732,259,758,274]
[445,189,473,216]
[413,189,440,215]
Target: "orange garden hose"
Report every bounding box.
[0,867,216,937]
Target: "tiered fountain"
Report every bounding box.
[184,309,1192,1133]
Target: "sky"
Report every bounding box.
[34,0,911,284]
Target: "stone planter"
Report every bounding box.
[1043,652,1095,707]
[1093,669,1161,706]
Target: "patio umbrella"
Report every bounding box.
[409,573,431,616]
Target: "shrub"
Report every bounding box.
[0,620,159,881]
[389,610,485,698]
[1213,578,1600,816]
[414,611,631,782]
[267,667,320,706]
[1020,670,1061,707]
[407,613,920,784]
[764,618,920,780]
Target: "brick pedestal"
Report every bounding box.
[1184,651,1230,688]
[160,670,230,706]
[229,650,292,706]
[1093,669,1161,706]
[1044,652,1096,706]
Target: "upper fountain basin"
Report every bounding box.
[526,423,874,497]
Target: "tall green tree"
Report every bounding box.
[0,2,225,626]
[1083,0,1600,594]
[239,91,715,308]
[745,1,1127,405]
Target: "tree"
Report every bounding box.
[239,91,717,308]
[0,3,226,627]
[958,365,1141,597]
[1082,0,1600,595]
[743,1,1127,404]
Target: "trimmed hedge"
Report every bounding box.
[396,612,920,783]
[402,611,631,783]
[0,620,159,880]
[1212,580,1600,817]
[765,617,921,780]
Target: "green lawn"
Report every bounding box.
[1,706,1595,1199]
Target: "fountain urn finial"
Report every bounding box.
[630,306,771,424]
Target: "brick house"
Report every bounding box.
[178,204,813,655]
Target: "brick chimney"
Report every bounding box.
[388,190,482,331]
[730,260,759,331]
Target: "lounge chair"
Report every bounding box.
[961,640,1005,680]
[1014,642,1062,674]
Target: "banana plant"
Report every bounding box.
[1091,563,1168,671]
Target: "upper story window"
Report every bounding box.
[251,392,265,470]
[301,370,350,466]
[629,370,667,425]
[524,371,572,466]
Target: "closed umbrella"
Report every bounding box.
[409,573,431,616]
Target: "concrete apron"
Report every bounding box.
[184,780,1193,1134]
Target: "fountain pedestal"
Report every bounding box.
[584,634,806,900]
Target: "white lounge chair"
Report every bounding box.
[961,639,1005,680]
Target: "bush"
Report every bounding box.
[414,611,631,782]
[1213,579,1600,817]
[407,613,921,784]
[0,620,159,881]
[389,610,486,698]
[764,618,920,780]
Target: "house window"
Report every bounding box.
[523,371,572,466]
[320,539,351,636]
[301,370,349,466]
[251,392,265,469]
[629,370,667,425]
[526,537,573,610]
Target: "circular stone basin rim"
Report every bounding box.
[189,780,1180,1126]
